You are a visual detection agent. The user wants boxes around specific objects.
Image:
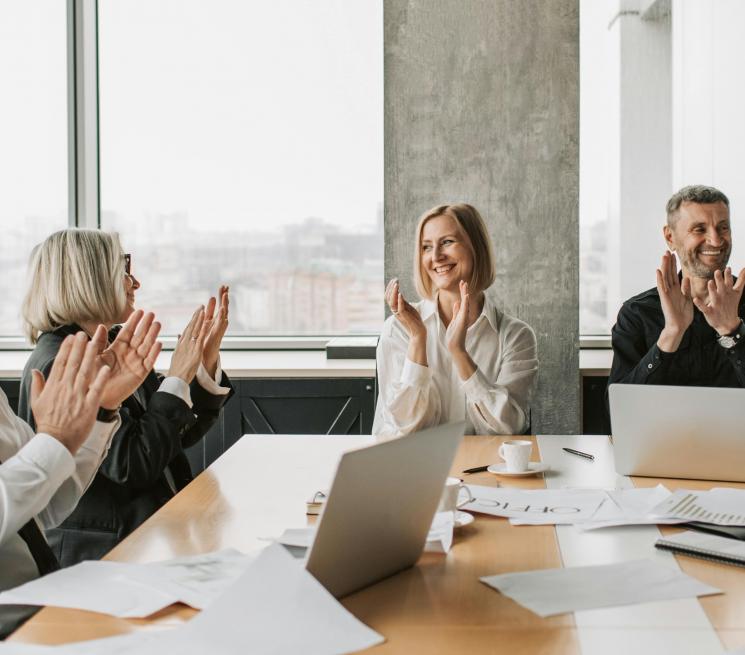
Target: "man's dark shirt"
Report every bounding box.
[608,285,745,389]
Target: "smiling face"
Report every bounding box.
[664,201,732,279]
[420,214,474,294]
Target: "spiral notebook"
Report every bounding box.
[655,530,745,568]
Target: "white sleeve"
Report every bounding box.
[372,319,441,440]
[0,433,74,544]
[195,361,230,396]
[0,387,121,539]
[157,376,193,408]
[36,417,121,529]
[462,322,538,435]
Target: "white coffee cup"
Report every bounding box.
[498,440,532,473]
[437,476,474,514]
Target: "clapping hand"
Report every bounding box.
[168,307,209,383]
[99,310,163,410]
[693,266,745,335]
[202,286,229,378]
[385,279,426,341]
[31,330,112,455]
[656,251,693,352]
[385,278,427,367]
[446,280,471,355]
[447,280,478,380]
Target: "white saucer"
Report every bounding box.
[486,462,550,477]
[454,510,475,528]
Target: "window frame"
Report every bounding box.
[54,0,381,349]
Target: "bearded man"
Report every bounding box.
[608,185,745,388]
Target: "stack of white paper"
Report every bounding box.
[480,558,721,617]
[0,545,384,655]
[0,550,254,618]
[275,510,456,554]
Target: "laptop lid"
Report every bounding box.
[609,383,745,482]
[306,421,465,598]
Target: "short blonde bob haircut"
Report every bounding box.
[22,229,127,344]
[413,203,496,300]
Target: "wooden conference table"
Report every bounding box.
[9,435,745,654]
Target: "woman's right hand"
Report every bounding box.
[168,307,208,383]
[385,279,428,366]
[31,331,112,455]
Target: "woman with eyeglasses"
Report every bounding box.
[373,203,538,439]
[18,229,233,566]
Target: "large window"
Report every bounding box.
[580,0,745,337]
[98,0,383,337]
[0,1,68,337]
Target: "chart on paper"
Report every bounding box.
[652,489,745,526]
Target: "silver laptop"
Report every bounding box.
[306,421,465,598]
[609,384,745,482]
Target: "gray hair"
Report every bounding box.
[666,185,729,226]
[22,229,127,344]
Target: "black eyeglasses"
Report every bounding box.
[124,253,132,276]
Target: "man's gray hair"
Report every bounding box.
[666,185,729,226]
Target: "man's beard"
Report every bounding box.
[677,245,731,279]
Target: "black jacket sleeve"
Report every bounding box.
[608,302,678,386]
[20,334,234,491]
[182,371,235,449]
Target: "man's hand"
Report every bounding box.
[693,266,745,336]
[31,332,112,455]
[202,286,229,378]
[385,278,428,366]
[656,251,693,352]
[99,310,163,410]
[168,307,208,383]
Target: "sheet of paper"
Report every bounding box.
[0,549,255,618]
[275,527,316,548]
[480,558,721,618]
[153,543,384,655]
[463,484,605,525]
[573,484,682,530]
[0,545,384,655]
[651,488,745,526]
[423,511,454,553]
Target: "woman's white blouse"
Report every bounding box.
[372,292,538,439]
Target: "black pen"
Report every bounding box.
[462,465,490,474]
[562,447,594,461]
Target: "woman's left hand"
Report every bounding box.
[447,281,478,380]
[99,310,163,409]
[202,285,230,378]
[447,280,471,355]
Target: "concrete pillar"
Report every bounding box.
[385,0,579,433]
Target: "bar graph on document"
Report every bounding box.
[651,489,745,526]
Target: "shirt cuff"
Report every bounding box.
[401,358,432,388]
[460,367,495,403]
[158,376,193,408]
[21,433,75,487]
[195,361,230,396]
[78,417,122,459]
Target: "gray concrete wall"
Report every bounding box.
[384,0,579,433]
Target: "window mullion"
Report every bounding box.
[67,0,99,229]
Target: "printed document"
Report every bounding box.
[463,484,605,524]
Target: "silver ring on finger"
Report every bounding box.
[391,309,399,315]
